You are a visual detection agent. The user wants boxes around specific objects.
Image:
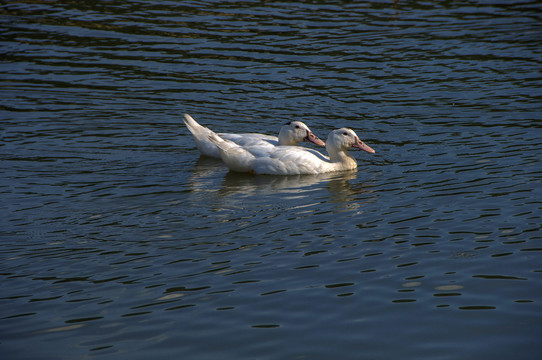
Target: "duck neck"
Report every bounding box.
[328,147,357,168]
[278,128,296,146]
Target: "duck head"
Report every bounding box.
[327,128,375,154]
[280,121,325,146]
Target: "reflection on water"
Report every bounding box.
[188,156,377,214]
[1,0,542,359]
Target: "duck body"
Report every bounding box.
[183,114,324,159]
[209,128,375,175]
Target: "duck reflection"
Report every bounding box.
[187,156,376,212]
[190,156,226,178]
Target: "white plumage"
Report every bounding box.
[208,128,375,175]
[183,114,324,159]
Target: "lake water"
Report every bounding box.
[1,1,541,359]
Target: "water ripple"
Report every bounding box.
[2,1,542,359]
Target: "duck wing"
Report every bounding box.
[251,146,331,175]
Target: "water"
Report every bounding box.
[1,1,542,359]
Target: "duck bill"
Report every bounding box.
[353,137,375,154]
[305,130,326,146]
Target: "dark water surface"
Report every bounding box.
[1,1,542,359]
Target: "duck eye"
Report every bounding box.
[343,132,348,136]
[295,125,300,129]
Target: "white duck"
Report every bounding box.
[208,128,375,175]
[183,113,325,159]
